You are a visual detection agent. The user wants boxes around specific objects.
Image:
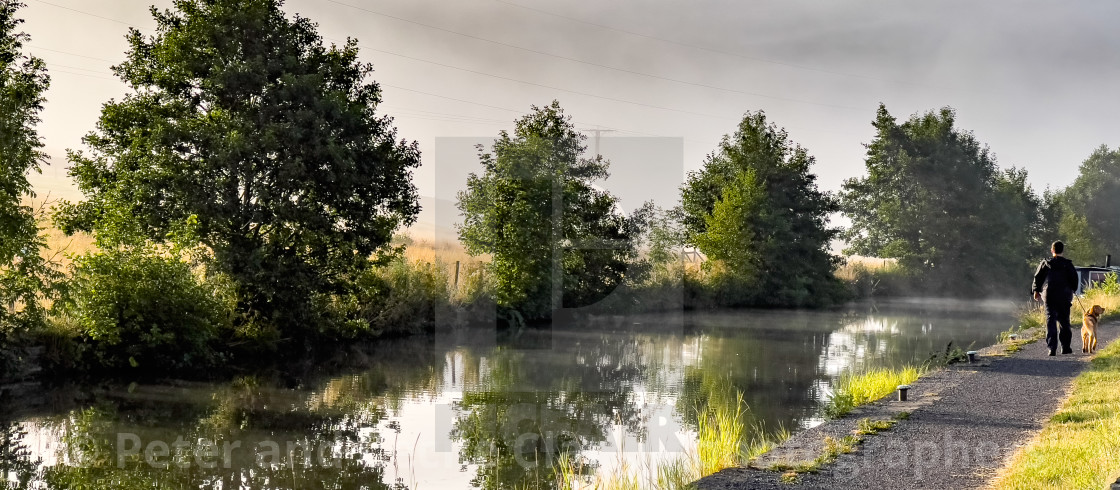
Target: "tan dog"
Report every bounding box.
[1082,305,1104,354]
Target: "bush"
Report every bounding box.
[53,247,228,375]
[329,257,452,337]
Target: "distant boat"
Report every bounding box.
[1075,253,1119,296]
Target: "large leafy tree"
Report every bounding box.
[680,111,842,307]
[1055,145,1120,264]
[840,104,1041,294]
[0,1,57,336]
[58,0,420,334]
[457,101,636,320]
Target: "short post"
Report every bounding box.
[898,385,911,402]
[454,260,461,287]
[1008,334,1018,341]
[967,351,979,364]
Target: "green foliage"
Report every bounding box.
[823,365,924,419]
[53,247,229,374]
[854,417,897,436]
[927,341,971,366]
[840,105,1043,296]
[333,257,451,337]
[1099,272,1120,296]
[456,101,637,320]
[693,170,765,285]
[55,0,420,340]
[0,2,60,365]
[680,111,843,307]
[1056,145,1120,263]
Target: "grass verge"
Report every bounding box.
[824,366,925,418]
[1018,280,1120,331]
[769,417,898,482]
[991,334,1120,489]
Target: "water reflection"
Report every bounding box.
[2,300,1018,488]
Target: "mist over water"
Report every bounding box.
[3,298,1019,489]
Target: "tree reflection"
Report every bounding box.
[451,332,648,490]
[1,422,40,489]
[10,377,394,490]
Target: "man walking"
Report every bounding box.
[1032,241,1079,356]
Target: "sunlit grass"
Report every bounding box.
[824,365,925,418]
[1018,285,1120,330]
[991,338,1120,489]
[833,255,898,281]
[556,392,789,490]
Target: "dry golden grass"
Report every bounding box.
[834,255,898,281]
[400,237,486,267]
[21,198,96,268]
[1019,289,1120,330]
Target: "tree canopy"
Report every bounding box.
[0,1,57,335]
[456,101,636,320]
[56,0,420,335]
[840,104,1042,294]
[680,111,842,306]
[1054,145,1120,264]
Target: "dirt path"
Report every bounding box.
[694,322,1118,490]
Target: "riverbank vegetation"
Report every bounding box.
[556,388,790,490]
[993,330,1120,489]
[1019,273,1120,330]
[823,365,925,418]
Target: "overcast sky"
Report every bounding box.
[19,0,1120,211]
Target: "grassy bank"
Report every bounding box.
[824,366,925,418]
[992,332,1120,489]
[992,284,1120,489]
[1018,278,1120,330]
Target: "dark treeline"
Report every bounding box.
[1,0,1118,380]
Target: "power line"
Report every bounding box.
[33,0,143,28]
[29,44,117,63]
[322,0,862,111]
[359,42,739,121]
[380,84,682,138]
[492,0,959,93]
[21,3,727,140]
[31,0,739,122]
[50,62,113,75]
[48,68,117,81]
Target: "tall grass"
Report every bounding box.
[824,365,925,419]
[1018,277,1120,330]
[556,391,789,490]
[992,337,1120,489]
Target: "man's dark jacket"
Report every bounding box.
[1032,256,1078,305]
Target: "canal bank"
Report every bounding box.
[694,321,1119,489]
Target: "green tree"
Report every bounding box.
[0,2,58,339]
[840,105,1041,294]
[457,101,636,320]
[1057,145,1120,264]
[680,111,842,307]
[56,0,420,338]
[692,170,765,284]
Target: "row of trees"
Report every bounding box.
[2,0,1119,374]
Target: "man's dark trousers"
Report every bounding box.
[1045,301,1073,352]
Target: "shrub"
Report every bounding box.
[332,257,452,337]
[54,247,228,374]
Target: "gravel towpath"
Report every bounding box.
[694,321,1117,490]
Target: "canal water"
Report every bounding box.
[1,299,1022,489]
